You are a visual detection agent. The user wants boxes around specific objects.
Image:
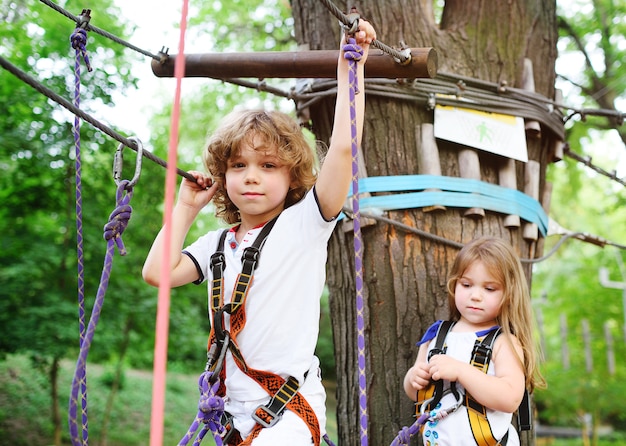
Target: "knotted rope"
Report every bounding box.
[68,180,135,446]
[343,36,369,446]
[178,371,226,446]
[68,21,91,446]
[70,27,92,73]
[389,393,463,445]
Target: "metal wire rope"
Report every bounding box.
[39,0,164,62]
[318,0,411,64]
[0,56,199,185]
[346,210,626,265]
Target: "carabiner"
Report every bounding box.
[341,7,360,36]
[113,137,143,189]
[206,332,229,384]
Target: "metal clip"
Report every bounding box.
[113,137,143,189]
[77,9,91,29]
[207,332,229,384]
[251,404,282,428]
[341,8,360,36]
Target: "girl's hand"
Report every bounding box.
[427,354,464,382]
[177,171,218,210]
[406,362,432,391]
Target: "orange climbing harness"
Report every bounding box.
[205,216,320,445]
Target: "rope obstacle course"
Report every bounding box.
[2,0,626,445]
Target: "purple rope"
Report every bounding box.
[323,433,337,446]
[69,25,91,446]
[178,371,225,446]
[389,420,422,446]
[68,181,134,446]
[343,38,368,446]
[70,28,92,72]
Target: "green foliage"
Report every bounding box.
[0,354,213,445]
[316,288,337,380]
[0,0,137,361]
[532,131,626,429]
[556,0,626,150]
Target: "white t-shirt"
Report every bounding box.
[421,330,519,446]
[183,188,336,401]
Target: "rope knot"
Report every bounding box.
[342,38,363,62]
[70,27,92,72]
[197,372,225,426]
[103,181,134,255]
[70,28,87,49]
[198,394,225,414]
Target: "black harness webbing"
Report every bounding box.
[416,321,532,446]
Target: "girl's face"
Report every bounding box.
[225,134,293,227]
[454,260,503,330]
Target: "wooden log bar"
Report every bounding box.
[151,47,437,79]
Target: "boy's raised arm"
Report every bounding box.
[316,20,376,220]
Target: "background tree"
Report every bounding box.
[556,0,626,147]
[0,0,208,442]
[531,1,626,441]
[290,1,560,444]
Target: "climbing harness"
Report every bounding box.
[180,216,321,446]
[391,321,532,446]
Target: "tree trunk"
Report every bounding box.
[50,356,62,446]
[291,1,558,444]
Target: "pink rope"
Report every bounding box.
[150,1,189,444]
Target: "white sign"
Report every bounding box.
[434,104,528,162]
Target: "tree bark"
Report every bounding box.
[50,356,62,446]
[291,1,558,444]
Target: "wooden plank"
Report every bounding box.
[151,47,437,79]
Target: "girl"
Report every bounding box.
[143,21,376,445]
[403,236,543,445]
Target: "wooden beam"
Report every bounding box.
[151,47,437,79]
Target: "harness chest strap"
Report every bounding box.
[465,327,507,446]
[207,217,320,445]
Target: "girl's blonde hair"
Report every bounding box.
[446,236,544,392]
[203,110,318,224]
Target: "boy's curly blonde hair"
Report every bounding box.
[203,110,318,224]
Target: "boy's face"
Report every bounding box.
[225,134,293,227]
